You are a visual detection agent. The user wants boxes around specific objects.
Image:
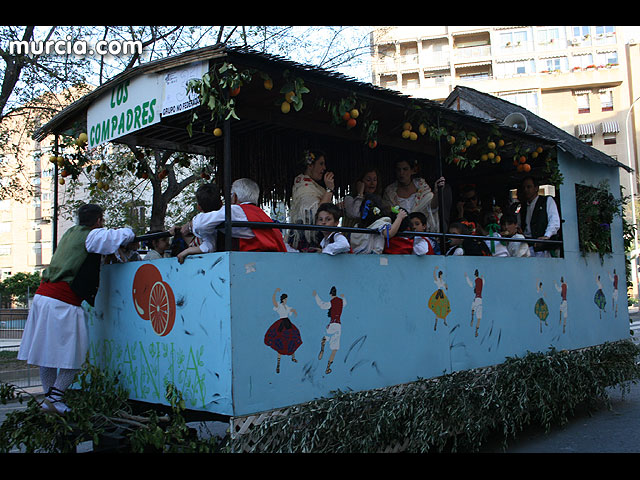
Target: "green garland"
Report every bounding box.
[576,180,624,261]
[234,340,640,453]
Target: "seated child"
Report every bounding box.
[143,232,170,260]
[383,209,434,255]
[500,213,531,257]
[409,211,439,255]
[478,211,508,257]
[446,221,492,256]
[171,182,223,264]
[312,203,351,255]
[349,194,394,254]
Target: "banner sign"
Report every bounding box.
[87,73,163,148]
[161,61,206,118]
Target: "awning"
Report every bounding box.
[576,123,597,136]
[602,120,620,134]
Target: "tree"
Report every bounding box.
[3,26,374,229]
[0,271,40,307]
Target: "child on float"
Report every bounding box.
[477,211,509,257]
[409,211,439,255]
[446,221,492,256]
[310,202,351,255]
[349,194,401,254]
[170,182,223,263]
[143,231,171,260]
[382,208,434,255]
[500,213,531,257]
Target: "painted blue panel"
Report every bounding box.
[228,250,629,416]
[86,254,234,415]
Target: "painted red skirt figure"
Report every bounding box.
[264,288,302,373]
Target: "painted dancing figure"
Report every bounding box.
[264,288,301,374]
[314,287,346,374]
[428,267,451,331]
[609,269,619,318]
[465,270,483,337]
[554,276,568,333]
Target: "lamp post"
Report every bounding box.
[626,96,640,299]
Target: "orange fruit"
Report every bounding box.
[536,146,543,153]
[448,135,456,144]
[213,127,223,137]
[519,155,527,163]
[368,140,378,149]
[263,78,273,90]
[343,111,351,121]
[531,151,538,158]
[488,141,496,150]
[495,155,501,163]
[481,154,488,161]
[285,91,295,103]
[350,109,359,119]
[281,101,291,114]
[419,123,427,135]
[401,129,411,139]
[409,132,418,141]
[523,163,531,172]
[403,122,412,131]
[488,152,495,160]
[346,118,357,129]
[498,139,504,147]
[229,86,241,97]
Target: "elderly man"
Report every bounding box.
[517,175,561,257]
[182,178,287,253]
[18,204,135,414]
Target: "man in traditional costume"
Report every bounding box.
[18,204,135,414]
[186,178,287,252]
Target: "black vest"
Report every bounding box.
[520,196,549,239]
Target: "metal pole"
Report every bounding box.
[436,112,446,254]
[625,96,640,298]
[223,116,232,251]
[53,134,59,252]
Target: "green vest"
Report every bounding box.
[42,225,102,305]
[42,225,91,283]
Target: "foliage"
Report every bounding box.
[236,340,640,453]
[576,180,625,261]
[0,363,225,453]
[0,271,41,307]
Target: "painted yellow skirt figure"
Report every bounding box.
[429,267,451,331]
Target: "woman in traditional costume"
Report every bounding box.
[288,150,336,251]
[428,267,451,331]
[534,281,549,332]
[264,288,302,374]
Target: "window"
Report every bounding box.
[500,30,530,50]
[576,92,590,114]
[498,91,539,114]
[596,50,618,67]
[595,26,616,44]
[572,26,591,39]
[571,53,593,70]
[600,90,613,111]
[496,59,536,77]
[603,133,617,145]
[538,27,561,49]
[542,57,567,72]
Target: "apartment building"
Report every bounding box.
[0,132,76,280]
[370,26,640,196]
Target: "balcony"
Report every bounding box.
[453,44,491,64]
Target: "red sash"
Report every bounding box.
[238,204,287,252]
[383,236,414,255]
[35,280,83,306]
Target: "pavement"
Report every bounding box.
[2,308,640,453]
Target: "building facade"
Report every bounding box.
[370,26,640,195]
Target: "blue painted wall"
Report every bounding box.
[86,150,631,417]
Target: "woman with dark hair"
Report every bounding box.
[342,166,384,227]
[288,150,337,251]
[383,158,445,232]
